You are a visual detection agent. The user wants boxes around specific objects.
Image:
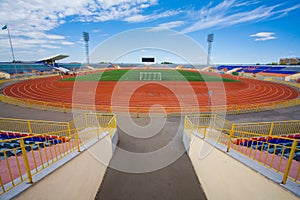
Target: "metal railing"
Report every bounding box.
[0,113,117,194]
[233,120,300,136]
[0,134,77,193]
[185,115,300,185]
[0,118,70,137]
[1,93,300,116]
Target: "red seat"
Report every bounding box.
[45,135,52,140]
[15,133,22,137]
[21,133,29,137]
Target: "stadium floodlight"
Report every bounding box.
[207,34,214,43]
[83,32,89,42]
[207,33,214,66]
[83,32,90,65]
[2,24,17,76]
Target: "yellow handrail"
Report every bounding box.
[185,114,300,185]
[0,113,116,195]
[1,93,300,115]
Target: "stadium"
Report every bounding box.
[1,59,300,200]
[1,65,300,113]
[1,0,300,198]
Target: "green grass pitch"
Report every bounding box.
[61,69,238,82]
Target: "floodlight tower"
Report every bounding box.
[83,32,89,65]
[2,25,17,76]
[207,33,214,66]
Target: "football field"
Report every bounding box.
[61,69,238,82]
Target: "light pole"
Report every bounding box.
[2,25,17,77]
[208,90,213,108]
[207,34,214,66]
[83,32,89,66]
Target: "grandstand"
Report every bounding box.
[217,65,300,76]
[0,54,82,78]
[0,65,300,199]
[217,65,300,82]
[0,62,81,76]
[0,63,51,74]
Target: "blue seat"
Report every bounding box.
[282,141,293,147]
[0,150,14,157]
[32,136,40,141]
[277,138,287,143]
[31,144,39,150]
[260,143,271,150]
[281,147,291,155]
[246,140,252,147]
[251,141,258,148]
[7,134,15,139]
[10,142,20,148]
[3,142,14,149]
[242,140,249,146]
[25,145,31,151]
[0,133,9,139]
[37,143,46,148]
[24,137,34,142]
[269,138,278,144]
[15,149,22,155]
[260,142,270,150]
[268,145,280,154]
[24,140,35,145]
[274,146,286,155]
[292,152,300,161]
[252,141,263,150]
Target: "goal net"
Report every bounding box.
[139,72,162,81]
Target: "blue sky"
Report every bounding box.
[0,0,299,64]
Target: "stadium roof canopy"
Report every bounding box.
[38,54,69,63]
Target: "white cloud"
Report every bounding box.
[40,44,61,49]
[182,0,300,33]
[124,10,181,23]
[61,41,75,45]
[124,14,147,22]
[250,32,276,41]
[0,0,159,52]
[157,21,185,29]
[149,21,185,31]
[96,0,158,10]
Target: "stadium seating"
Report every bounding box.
[0,62,81,75]
[233,134,300,161]
[0,131,67,159]
[217,65,300,76]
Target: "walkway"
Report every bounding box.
[226,104,300,123]
[0,101,74,121]
[95,116,207,200]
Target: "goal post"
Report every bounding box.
[139,72,162,81]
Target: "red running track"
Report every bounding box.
[1,75,299,109]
